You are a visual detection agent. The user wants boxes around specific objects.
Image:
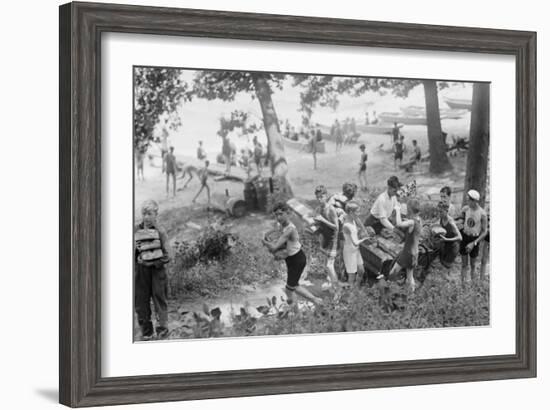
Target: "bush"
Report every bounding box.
[169,232,283,298]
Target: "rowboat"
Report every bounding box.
[379,112,427,125]
[400,105,425,116]
[355,123,396,134]
[444,97,472,110]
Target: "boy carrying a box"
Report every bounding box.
[134,200,170,340]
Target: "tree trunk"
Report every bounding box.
[463,83,490,206]
[252,74,293,200]
[423,80,452,174]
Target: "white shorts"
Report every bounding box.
[343,247,364,273]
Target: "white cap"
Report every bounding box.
[467,189,480,201]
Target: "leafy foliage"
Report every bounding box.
[190,71,287,102]
[133,67,189,149]
[217,110,263,137]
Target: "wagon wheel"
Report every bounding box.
[415,244,439,283]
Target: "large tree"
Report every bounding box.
[463,83,490,206]
[422,79,453,173]
[190,71,293,198]
[133,67,189,149]
[295,76,453,174]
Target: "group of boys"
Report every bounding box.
[261,175,490,306]
[135,156,489,340]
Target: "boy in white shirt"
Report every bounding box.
[364,176,401,234]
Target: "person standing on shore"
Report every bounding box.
[191,160,211,205]
[358,144,368,191]
[165,146,177,197]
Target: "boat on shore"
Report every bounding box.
[379,112,427,125]
[444,97,472,110]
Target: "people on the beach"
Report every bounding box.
[197,140,206,161]
[262,202,322,305]
[392,122,401,144]
[191,160,211,205]
[165,146,177,197]
[135,146,145,182]
[309,129,318,170]
[457,189,488,284]
[412,139,422,162]
[221,134,232,175]
[253,136,263,175]
[160,124,170,174]
[333,119,343,151]
[314,185,340,288]
[358,144,368,191]
[134,200,170,340]
[386,198,422,291]
[393,135,405,170]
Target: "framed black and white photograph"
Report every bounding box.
[59,2,536,407]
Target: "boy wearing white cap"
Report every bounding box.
[458,189,488,283]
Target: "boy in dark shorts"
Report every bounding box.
[458,189,488,283]
[393,136,405,170]
[191,160,211,205]
[165,146,177,197]
[134,200,170,340]
[358,144,368,191]
[436,201,462,276]
[386,198,422,291]
[314,185,340,287]
[262,203,322,305]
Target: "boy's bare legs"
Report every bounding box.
[172,173,176,197]
[191,185,204,203]
[325,256,338,285]
[405,268,416,292]
[182,170,193,188]
[461,255,471,284]
[205,183,211,205]
[470,256,478,282]
[480,241,489,279]
[294,286,323,305]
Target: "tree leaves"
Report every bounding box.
[134,67,189,148]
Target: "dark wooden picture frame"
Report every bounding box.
[59,1,536,407]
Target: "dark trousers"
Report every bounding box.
[135,264,168,336]
[364,214,384,235]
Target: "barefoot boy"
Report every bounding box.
[262,203,322,305]
[165,146,177,197]
[458,189,488,283]
[191,160,211,205]
[386,198,422,291]
[314,185,340,287]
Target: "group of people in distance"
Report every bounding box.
[391,122,422,171]
[330,117,358,151]
[262,176,490,306]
